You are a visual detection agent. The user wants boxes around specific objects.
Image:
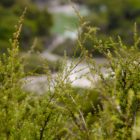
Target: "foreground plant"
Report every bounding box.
[0,9,140,140]
[0,9,27,139]
[81,23,140,139]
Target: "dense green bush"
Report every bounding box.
[81,22,140,139]
[0,11,140,140]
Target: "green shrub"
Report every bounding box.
[0,10,140,140]
[80,22,140,139]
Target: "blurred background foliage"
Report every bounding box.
[0,0,53,53]
[0,0,140,72]
[1,0,140,53]
[74,0,140,42]
[69,0,140,57]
